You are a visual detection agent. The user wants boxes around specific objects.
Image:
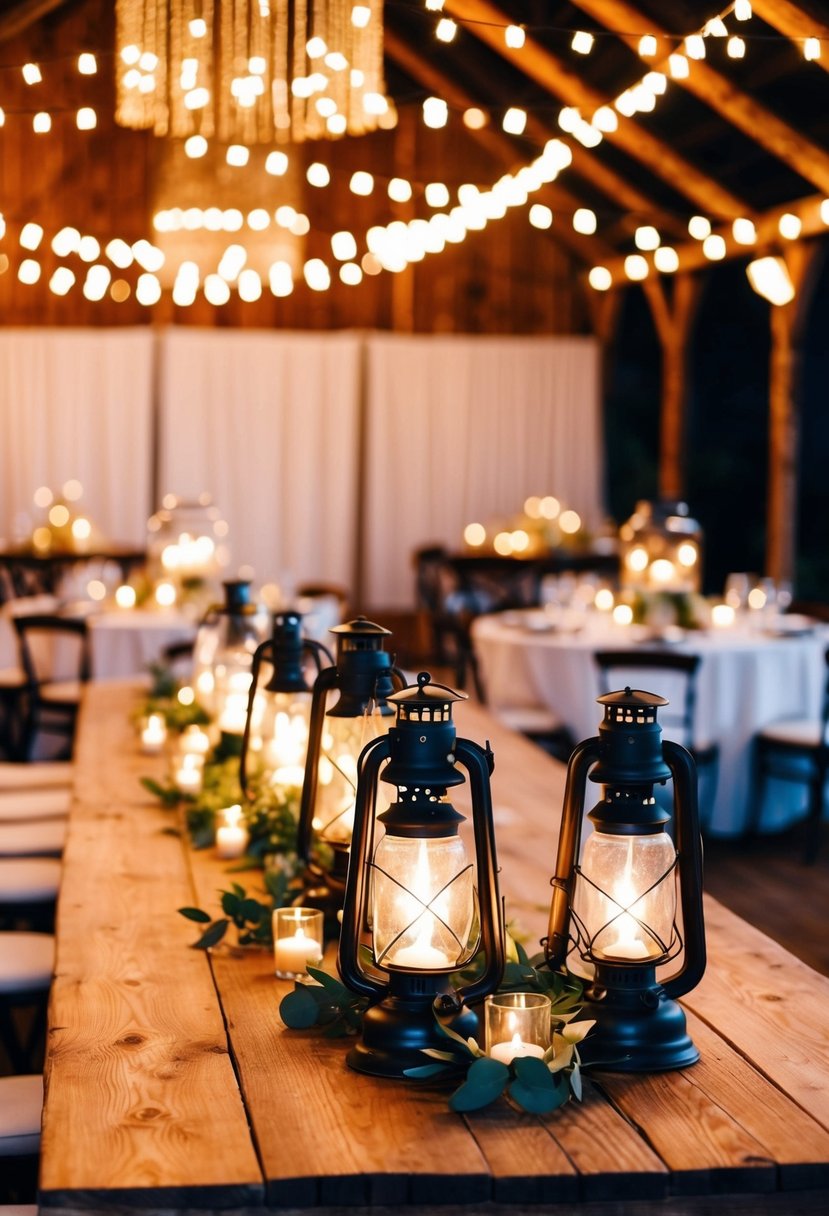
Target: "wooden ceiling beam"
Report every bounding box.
[571,0,829,198]
[751,0,829,78]
[443,0,749,219]
[387,27,685,239]
[595,192,828,279]
[0,0,70,43]
[384,28,616,264]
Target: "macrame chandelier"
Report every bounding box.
[115,1,389,145]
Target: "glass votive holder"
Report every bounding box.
[140,712,168,754]
[485,992,551,1065]
[171,751,205,796]
[215,804,249,859]
[273,907,324,980]
[178,724,211,757]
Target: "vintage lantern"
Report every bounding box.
[191,579,268,755]
[619,499,703,594]
[239,611,331,801]
[338,673,505,1078]
[296,617,406,919]
[545,688,706,1072]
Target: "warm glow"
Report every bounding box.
[265,151,289,176]
[571,31,594,55]
[778,212,802,240]
[505,26,525,49]
[559,510,581,534]
[307,162,330,187]
[677,543,698,567]
[732,218,756,245]
[71,517,91,541]
[422,97,448,128]
[529,204,553,230]
[573,208,597,235]
[87,579,107,601]
[650,559,677,584]
[502,107,526,135]
[155,581,177,607]
[594,587,615,611]
[115,584,136,608]
[711,603,736,628]
[688,215,711,240]
[746,257,795,306]
[613,604,634,626]
[624,255,648,281]
[589,266,612,291]
[626,546,649,572]
[702,235,726,260]
[464,522,486,547]
[350,171,374,195]
[20,223,44,251]
[635,226,660,252]
[48,504,70,527]
[653,247,679,273]
[388,177,413,202]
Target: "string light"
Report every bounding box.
[688,216,711,240]
[734,2,752,20]
[732,218,757,245]
[702,234,726,260]
[639,35,657,57]
[778,212,802,239]
[634,226,660,251]
[435,19,457,44]
[573,208,597,235]
[588,266,612,291]
[502,107,526,135]
[727,37,745,59]
[571,31,594,56]
[529,204,553,230]
[803,38,821,61]
[22,63,42,85]
[388,178,413,202]
[624,255,648,281]
[76,107,97,130]
[77,53,97,74]
[505,26,525,50]
[20,223,44,251]
[422,97,448,128]
[653,247,679,273]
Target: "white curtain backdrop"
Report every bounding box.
[0,328,605,612]
[158,328,362,594]
[363,333,604,608]
[0,328,155,547]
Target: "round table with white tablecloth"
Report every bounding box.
[471,609,828,837]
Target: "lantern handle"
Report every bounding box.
[447,737,505,1009]
[660,740,707,1000]
[239,636,271,801]
[296,664,341,863]
[544,738,600,969]
[337,734,391,999]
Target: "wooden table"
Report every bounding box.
[39,682,829,1214]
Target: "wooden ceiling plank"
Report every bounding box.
[444,0,749,219]
[571,0,829,198]
[385,28,615,263]
[751,0,829,77]
[596,192,828,278]
[0,0,70,43]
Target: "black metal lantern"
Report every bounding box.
[296,617,406,921]
[239,612,332,801]
[545,688,706,1072]
[338,672,505,1078]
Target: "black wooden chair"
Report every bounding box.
[12,615,91,761]
[593,650,720,827]
[752,645,829,863]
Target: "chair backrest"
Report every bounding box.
[12,614,91,687]
[593,649,703,748]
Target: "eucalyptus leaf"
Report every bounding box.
[279,985,322,1029]
[509,1057,570,1114]
[178,906,212,924]
[448,1056,510,1112]
[422,1047,464,1062]
[404,1062,453,1079]
[305,966,349,997]
[570,1063,583,1102]
[193,918,229,950]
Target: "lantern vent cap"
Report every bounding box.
[388,671,467,711]
[330,616,391,638]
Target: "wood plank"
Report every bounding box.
[39,683,264,1208]
[685,898,829,1134]
[184,844,493,1208]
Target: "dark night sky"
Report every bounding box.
[604,254,829,603]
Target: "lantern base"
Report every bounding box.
[347,981,478,1080]
[296,850,349,937]
[578,963,699,1073]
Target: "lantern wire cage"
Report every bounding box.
[568,855,683,967]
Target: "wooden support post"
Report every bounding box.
[642,273,701,502]
[764,242,818,585]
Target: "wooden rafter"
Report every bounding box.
[596,192,828,279]
[443,0,749,219]
[751,0,829,78]
[0,0,69,43]
[570,0,829,197]
[387,30,685,241]
[385,28,615,264]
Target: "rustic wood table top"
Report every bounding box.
[38,681,829,1215]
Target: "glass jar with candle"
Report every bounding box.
[194,580,269,750]
[146,494,230,616]
[273,907,324,980]
[486,992,551,1064]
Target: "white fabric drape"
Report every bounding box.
[363,333,604,608]
[157,328,362,594]
[0,328,154,546]
[1,328,605,612]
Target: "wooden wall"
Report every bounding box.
[0,0,589,335]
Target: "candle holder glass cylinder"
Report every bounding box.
[485,992,551,1064]
[273,907,324,980]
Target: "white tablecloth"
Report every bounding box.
[0,604,196,681]
[472,611,828,837]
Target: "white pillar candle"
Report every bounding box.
[215,805,249,859]
[178,725,211,756]
[274,928,323,978]
[140,713,167,754]
[489,1034,547,1065]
